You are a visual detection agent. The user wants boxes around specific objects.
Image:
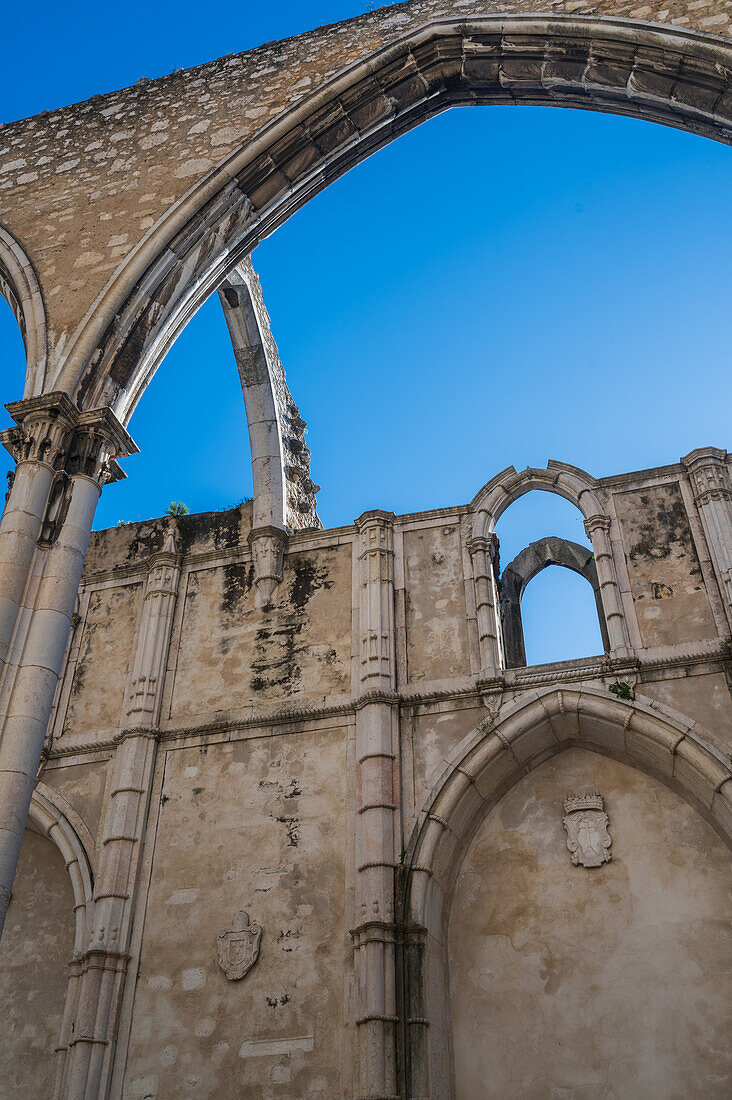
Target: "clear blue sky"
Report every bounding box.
[1,2,730,663]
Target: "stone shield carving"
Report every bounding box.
[563,793,612,868]
[217,910,263,980]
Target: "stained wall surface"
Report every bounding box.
[122,727,350,1100]
[0,831,75,1099]
[0,453,730,1099]
[448,748,732,1099]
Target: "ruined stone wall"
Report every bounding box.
[1,453,730,1098]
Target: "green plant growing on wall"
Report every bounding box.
[115,519,129,527]
[608,680,635,702]
[166,502,189,517]
[478,715,495,734]
[720,636,732,657]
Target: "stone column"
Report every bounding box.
[468,534,502,676]
[353,511,400,1100]
[583,515,631,657]
[0,406,136,938]
[0,392,78,668]
[682,448,732,623]
[61,532,180,1099]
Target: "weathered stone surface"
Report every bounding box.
[449,748,732,1099]
[0,8,730,1096]
[0,831,75,1099]
[0,449,730,1098]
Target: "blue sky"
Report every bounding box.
[1,2,730,663]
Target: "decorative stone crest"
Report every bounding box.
[217,910,263,981]
[563,793,612,868]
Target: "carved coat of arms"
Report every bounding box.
[563,793,612,868]
[217,910,263,981]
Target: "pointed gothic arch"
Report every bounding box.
[0,224,48,399]
[500,536,610,666]
[399,684,732,1097]
[41,15,731,421]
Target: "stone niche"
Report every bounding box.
[448,747,732,1100]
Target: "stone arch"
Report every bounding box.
[52,14,732,420]
[468,461,631,667]
[0,223,48,398]
[399,684,732,1098]
[218,260,319,532]
[26,783,95,1098]
[500,536,610,666]
[27,784,95,955]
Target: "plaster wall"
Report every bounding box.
[448,747,732,1099]
[403,524,470,683]
[63,583,141,737]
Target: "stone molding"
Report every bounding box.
[682,448,732,617]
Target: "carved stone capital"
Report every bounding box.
[1,390,79,469]
[583,513,611,538]
[468,533,499,560]
[67,408,138,485]
[248,525,288,609]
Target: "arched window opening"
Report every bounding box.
[493,491,590,570]
[518,564,607,667]
[493,492,608,668]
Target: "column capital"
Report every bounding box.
[248,525,288,609]
[68,408,138,485]
[584,513,611,537]
[1,391,79,468]
[467,533,499,559]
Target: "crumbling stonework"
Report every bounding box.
[0,5,731,1098]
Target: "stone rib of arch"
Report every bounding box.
[0,223,47,398]
[47,14,731,417]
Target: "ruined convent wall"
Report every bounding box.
[1,452,730,1099]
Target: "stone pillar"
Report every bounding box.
[468,534,502,675]
[0,392,78,667]
[0,405,136,939]
[353,511,400,1100]
[682,448,732,623]
[583,514,631,657]
[61,532,180,1099]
